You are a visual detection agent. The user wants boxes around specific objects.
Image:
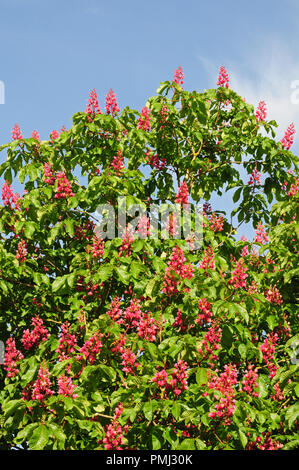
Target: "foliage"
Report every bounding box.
[0,69,298,450]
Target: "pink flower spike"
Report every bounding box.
[31,130,40,141]
[217,66,229,88]
[85,88,101,115]
[173,66,184,87]
[105,88,120,116]
[281,123,295,150]
[256,101,267,122]
[12,123,23,141]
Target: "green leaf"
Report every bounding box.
[285,403,299,428]
[52,276,67,293]
[132,239,144,253]
[178,438,196,450]
[98,364,116,382]
[15,423,39,444]
[172,402,181,420]
[258,375,269,398]
[266,315,278,330]
[115,266,130,284]
[239,429,248,449]
[143,401,153,421]
[24,222,36,239]
[238,344,247,359]
[47,423,66,449]
[29,424,50,450]
[196,368,207,386]
[233,187,242,203]
[2,399,26,418]
[65,219,75,237]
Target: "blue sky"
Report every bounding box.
[0,0,298,238]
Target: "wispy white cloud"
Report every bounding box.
[198,37,299,149]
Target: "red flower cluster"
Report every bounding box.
[265,284,283,305]
[217,66,229,88]
[169,360,188,396]
[137,215,150,238]
[112,334,140,375]
[255,101,267,122]
[43,164,74,199]
[107,297,123,324]
[56,322,77,361]
[92,235,105,259]
[152,368,168,389]
[50,130,59,142]
[85,88,101,115]
[196,298,212,326]
[31,364,54,401]
[74,220,95,241]
[271,382,285,402]
[247,432,283,450]
[175,181,189,205]
[173,309,188,331]
[100,403,128,450]
[254,222,269,244]
[207,364,238,425]
[199,246,215,271]
[110,150,125,176]
[145,150,166,170]
[4,338,24,377]
[166,213,179,238]
[137,313,159,342]
[228,257,248,289]
[240,365,259,397]
[123,298,144,328]
[16,240,28,263]
[138,106,151,132]
[31,130,40,141]
[162,246,194,295]
[209,213,224,232]
[198,322,222,366]
[152,360,188,397]
[58,374,78,398]
[21,316,49,350]
[105,88,120,116]
[54,172,75,199]
[173,66,184,87]
[281,123,295,150]
[248,168,261,187]
[287,176,299,197]
[1,180,21,210]
[260,332,279,379]
[11,123,23,140]
[120,348,140,375]
[77,332,103,364]
[43,163,56,185]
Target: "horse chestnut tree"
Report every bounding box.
[0,67,298,450]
